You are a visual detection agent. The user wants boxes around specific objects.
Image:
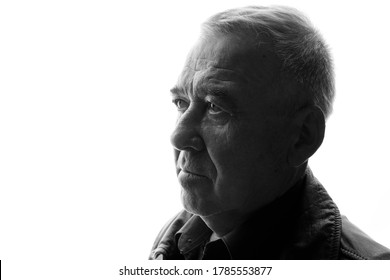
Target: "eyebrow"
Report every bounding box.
[170,83,238,103]
[204,86,228,97]
[170,86,185,96]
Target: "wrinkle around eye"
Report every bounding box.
[205,103,234,125]
[172,98,190,111]
[207,102,225,114]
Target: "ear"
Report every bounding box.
[287,106,325,167]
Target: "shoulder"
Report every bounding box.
[149,210,193,260]
[339,215,390,260]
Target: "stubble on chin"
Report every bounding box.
[180,188,218,216]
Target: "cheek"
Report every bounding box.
[203,121,255,174]
[204,119,286,174]
[202,121,236,155]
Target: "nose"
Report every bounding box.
[170,108,205,152]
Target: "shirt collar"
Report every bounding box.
[175,214,212,258]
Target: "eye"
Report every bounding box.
[207,102,224,114]
[172,99,189,111]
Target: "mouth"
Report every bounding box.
[180,169,208,179]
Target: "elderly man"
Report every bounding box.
[149,6,390,260]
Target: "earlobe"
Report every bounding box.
[287,106,325,167]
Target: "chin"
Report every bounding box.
[181,191,219,216]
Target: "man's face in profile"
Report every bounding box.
[170,32,294,217]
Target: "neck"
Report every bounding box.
[200,209,250,237]
[200,165,308,237]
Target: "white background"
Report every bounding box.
[1,0,389,279]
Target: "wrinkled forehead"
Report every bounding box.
[182,32,281,86]
[177,57,247,92]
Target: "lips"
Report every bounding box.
[181,168,208,178]
[177,152,210,179]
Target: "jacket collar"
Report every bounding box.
[222,168,342,259]
[286,168,341,259]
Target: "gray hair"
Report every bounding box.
[201,6,335,118]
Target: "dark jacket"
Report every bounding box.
[149,169,390,260]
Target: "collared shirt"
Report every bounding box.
[149,167,390,260]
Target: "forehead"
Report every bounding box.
[175,32,281,96]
